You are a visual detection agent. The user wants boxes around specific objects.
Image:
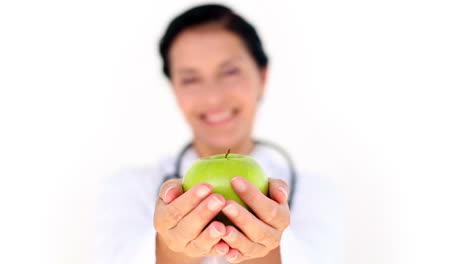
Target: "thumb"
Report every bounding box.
[159,179,183,204]
[268,178,289,205]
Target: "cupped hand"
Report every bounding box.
[221,177,291,263]
[154,179,230,258]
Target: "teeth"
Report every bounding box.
[205,110,233,122]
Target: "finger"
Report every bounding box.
[210,240,230,256]
[157,183,213,229]
[222,226,264,258]
[225,248,244,263]
[186,221,227,256]
[231,176,290,229]
[171,193,226,241]
[268,178,289,204]
[221,200,277,246]
[158,179,183,204]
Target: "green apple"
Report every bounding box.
[182,151,269,224]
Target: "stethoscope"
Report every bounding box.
[162,139,297,209]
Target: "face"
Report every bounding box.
[168,25,267,152]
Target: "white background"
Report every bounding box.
[1,0,467,263]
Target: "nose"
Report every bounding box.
[198,80,227,106]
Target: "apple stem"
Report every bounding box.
[225,149,231,159]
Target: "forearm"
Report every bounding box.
[241,246,281,264]
[155,234,202,264]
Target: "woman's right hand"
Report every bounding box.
[154,179,230,261]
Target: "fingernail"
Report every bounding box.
[207,196,223,211]
[196,184,211,198]
[223,203,238,217]
[227,251,238,261]
[223,228,234,241]
[216,244,228,255]
[278,185,288,201]
[210,226,221,237]
[232,177,246,192]
[164,184,176,201]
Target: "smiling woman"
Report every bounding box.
[159,7,269,158]
[97,4,343,264]
[169,27,266,156]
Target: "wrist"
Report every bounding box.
[156,233,202,264]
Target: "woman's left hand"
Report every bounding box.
[221,176,291,263]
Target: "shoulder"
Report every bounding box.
[291,172,344,224]
[96,157,176,264]
[98,164,159,203]
[96,163,163,231]
[283,171,344,263]
[289,170,344,240]
[293,170,343,211]
[98,156,176,201]
[97,153,180,218]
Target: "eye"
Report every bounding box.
[181,76,199,85]
[222,67,240,77]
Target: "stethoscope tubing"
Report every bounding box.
[161,139,297,209]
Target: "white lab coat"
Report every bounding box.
[96,144,344,264]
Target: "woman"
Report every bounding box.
[97,4,343,264]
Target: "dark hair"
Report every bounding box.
[159,4,269,79]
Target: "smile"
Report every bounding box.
[201,109,238,126]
